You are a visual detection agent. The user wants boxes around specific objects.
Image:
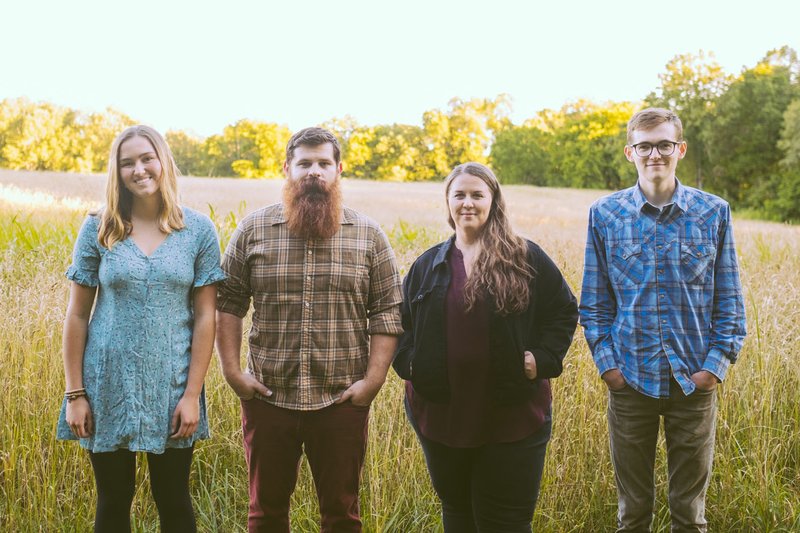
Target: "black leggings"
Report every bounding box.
[88,446,197,533]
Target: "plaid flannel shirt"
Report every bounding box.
[218,203,403,410]
[579,180,746,398]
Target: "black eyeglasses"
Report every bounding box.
[630,140,681,157]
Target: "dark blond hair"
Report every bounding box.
[627,107,683,143]
[445,162,534,315]
[98,125,184,249]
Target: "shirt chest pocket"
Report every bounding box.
[680,242,716,285]
[610,243,644,288]
[329,248,369,295]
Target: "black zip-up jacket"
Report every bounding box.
[393,236,579,406]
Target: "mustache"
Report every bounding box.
[293,178,331,200]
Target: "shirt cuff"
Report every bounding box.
[702,348,732,382]
[367,307,403,335]
[216,297,250,319]
[593,347,617,376]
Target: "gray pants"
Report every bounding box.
[607,379,717,533]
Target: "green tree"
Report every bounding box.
[545,100,636,189]
[767,98,800,221]
[490,124,551,185]
[341,124,430,181]
[166,130,206,176]
[706,46,800,206]
[202,120,291,177]
[647,51,731,189]
[422,95,513,177]
[0,99,70,171]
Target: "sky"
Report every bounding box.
[2,0,798,137]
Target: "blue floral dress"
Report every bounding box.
[57,207,226,453]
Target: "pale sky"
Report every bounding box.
[2,0,798,137]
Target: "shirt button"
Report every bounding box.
[304,302,310,308]
[306,276,311,282]
[659,294,665,299]
[661,319,667,324]
[308,250,313,255]
[656,245,662,249]
[659,270,664,274]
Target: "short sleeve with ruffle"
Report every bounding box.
[193,214,226,287]
[66,215,102,287]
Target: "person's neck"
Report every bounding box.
[639,176,676,209]
[130,196,162,223]
[455,230,482,277]
[455,229,481,252]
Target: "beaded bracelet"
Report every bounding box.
[65,388,87,402]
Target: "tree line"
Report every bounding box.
[1,46,798,221]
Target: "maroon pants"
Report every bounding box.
[241,399,370,533]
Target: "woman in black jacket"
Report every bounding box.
[394,162,578,533]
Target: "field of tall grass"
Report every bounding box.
[1,169,799,532]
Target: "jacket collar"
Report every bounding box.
[432,235,456,268]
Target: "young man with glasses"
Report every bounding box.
[579,108,746,532]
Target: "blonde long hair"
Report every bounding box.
[98,125,184,249]
[445,162,534,315]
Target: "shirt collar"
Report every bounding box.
[269,203,356,225]
[633,177,688,214]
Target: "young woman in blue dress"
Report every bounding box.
[58,125,225,532]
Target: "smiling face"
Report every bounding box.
[447,173,493,236]
[118,135,162,200]
[624,122,687,188]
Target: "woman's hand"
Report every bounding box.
[170,395,200,439]
[66,397,94,438]
[524,351,538,380]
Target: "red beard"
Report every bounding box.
[282,177,343,240]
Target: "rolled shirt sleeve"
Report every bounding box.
[217,221,253,318]
[366,226,403,336]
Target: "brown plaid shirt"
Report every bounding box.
[217,203,403,410]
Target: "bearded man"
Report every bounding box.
[216,127,402,533]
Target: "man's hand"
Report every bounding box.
[524,351,538,380]
[226,371,272,400]
[601,368,627,391]
[337,378,383,407]
[691,370,718,391]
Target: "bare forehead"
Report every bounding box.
[629,122,680,144]
[449,173,490,192]
[119,136,156,158]
[293,143,336,161]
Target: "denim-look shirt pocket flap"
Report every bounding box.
[610,243,644,287]
[680,242,715,260]
[680,242,716,285]
[614,244,642,261]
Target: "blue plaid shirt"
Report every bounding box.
[579,180,746,398]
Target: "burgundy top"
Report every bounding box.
[407,246,550,447]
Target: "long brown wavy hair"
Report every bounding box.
[97,125,184,249]
[445,162,534,315]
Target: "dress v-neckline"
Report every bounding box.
[128,232,170,259]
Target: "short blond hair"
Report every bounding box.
[627,107,683,143]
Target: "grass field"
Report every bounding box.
[1,169,799,532]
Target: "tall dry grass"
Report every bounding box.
[1,171,799,531]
